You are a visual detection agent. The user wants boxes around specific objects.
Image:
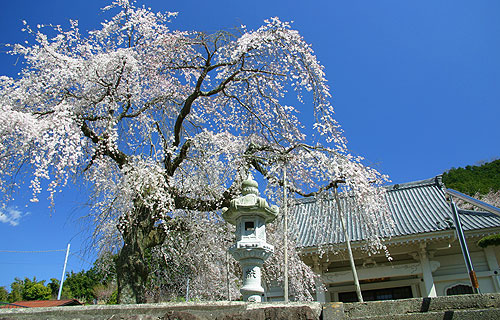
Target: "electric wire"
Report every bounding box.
[0,249,66,253]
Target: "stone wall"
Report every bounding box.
[2,293,500,319]
[0,301,321,320]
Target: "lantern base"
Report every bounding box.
[245,294,262,302]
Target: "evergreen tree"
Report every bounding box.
[21,278,51,301]
[443,159,500,195]
[0,286,8,302]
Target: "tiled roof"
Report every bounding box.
[0,299,82,308]
[292,177,500,248]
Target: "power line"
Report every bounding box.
[69,252,94,266]
[0,249,66,253]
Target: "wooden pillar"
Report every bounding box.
[420,247,437,297]
[312,256,326,302]
[484,247,500,292]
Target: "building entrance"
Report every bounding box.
[338,286,413,302]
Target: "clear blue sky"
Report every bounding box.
[0,0,499,290]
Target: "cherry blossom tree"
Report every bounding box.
[0,0,391,303]
[479,190,500,207]
[455,190,500,211]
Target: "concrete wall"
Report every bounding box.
[0,302,322,320]
[2,294,500,320]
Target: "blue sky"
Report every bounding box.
[0,0,499,290]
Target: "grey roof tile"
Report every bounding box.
[291,177,500,248]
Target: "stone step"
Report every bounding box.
[349,308,500,320]
[340,294,500,318]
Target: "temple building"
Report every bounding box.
[292,176,500,302]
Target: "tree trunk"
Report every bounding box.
[116,240,148,303]
[116,202,166,304]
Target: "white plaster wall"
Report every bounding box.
[435,277,495,296]
[431,247,498,295]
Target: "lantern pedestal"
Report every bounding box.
[230,247,273,302]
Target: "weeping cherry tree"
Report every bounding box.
[0,0,391,303]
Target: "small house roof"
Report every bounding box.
[0,299,82,309]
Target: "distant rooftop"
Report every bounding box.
[0,299,82,309]
[292,176,500,249]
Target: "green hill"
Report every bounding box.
[442,159,500,196]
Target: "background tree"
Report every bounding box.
[21,278,52,301]
[57,254,117,303]
[62,270,99,303]
[478,190,500,207]
[1,256,117,305]
[92,283,117,304]
[443,159,500,209]
[0,0,390,303]
[7,278,24,303]
[4,277,52,302]
[47,278,62,300]
[442,159,500,196]
[0,286,8,303]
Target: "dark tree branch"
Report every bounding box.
[200,69,240,97]
[80,121,128,168]
[167,139,192,176]
[243,142,346,198]
[172,185,238,212]
[173,91,199,147]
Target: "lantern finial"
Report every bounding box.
[241,173,259,196]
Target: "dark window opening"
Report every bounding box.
[446,284,473,296]
[338,286,413,302]
[245,221,255,231]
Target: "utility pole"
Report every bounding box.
[57,243,70,300]
[185,278,190,301]
[227,250,231,301]
[448,195,480,293]
[283,165,289,302]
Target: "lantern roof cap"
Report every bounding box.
[222,174,279,225]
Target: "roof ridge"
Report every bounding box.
[385,176,443,191]
[291,176,444,204]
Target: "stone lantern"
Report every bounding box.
[222,174,279,302]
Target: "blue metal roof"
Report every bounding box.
[292,177,500,248]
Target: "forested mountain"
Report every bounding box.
[442,159,500,196]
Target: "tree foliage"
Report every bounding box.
[7,278,25,303]
[62,270,100,303]
[0,286,8,303]
[58,255,116,303]
[1,255,117,304]
[21,278,52,301]
[477,234,500,248]
[3,277,52,302]
[442,159,500,196]
[0,0,391,302]
[47,278,62,299]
